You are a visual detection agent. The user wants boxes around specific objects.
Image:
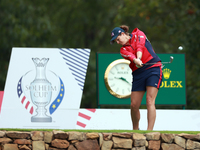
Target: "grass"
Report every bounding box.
[1,129,199,135]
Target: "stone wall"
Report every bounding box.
[0,130,200,150]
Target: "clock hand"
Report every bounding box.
[121,77,132,85]
[115,77,131,85]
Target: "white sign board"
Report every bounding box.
[0,47,90,129]
[76,109,200,131]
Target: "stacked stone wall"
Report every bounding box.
[0,130,199,150]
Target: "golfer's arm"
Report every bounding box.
[137,51,142,60]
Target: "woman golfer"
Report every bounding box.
[110,25,162,130]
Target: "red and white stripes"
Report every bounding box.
[19,93,34,115]
[76,109,96,128]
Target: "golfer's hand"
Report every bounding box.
[134,58,143,68]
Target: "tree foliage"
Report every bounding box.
[0,0,200,109]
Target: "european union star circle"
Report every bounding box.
[49,77,65,114]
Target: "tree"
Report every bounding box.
[0,0,54,89]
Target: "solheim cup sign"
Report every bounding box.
[0,47,90,129]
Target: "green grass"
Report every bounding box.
[0,129,199,135]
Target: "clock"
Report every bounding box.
[104,59,132,99]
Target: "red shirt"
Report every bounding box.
[120,28,161,73]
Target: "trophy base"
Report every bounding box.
[31,116,52,122]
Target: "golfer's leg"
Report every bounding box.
[130,91,145,130]
[146,86,158,130]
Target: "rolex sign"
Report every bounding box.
[97,53,186,106]
[154,54,186,105]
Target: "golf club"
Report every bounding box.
[143,56,174,65]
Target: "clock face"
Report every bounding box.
[104,59,132,98]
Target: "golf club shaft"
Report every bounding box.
[143,62,170,65]
[143,56,173,65]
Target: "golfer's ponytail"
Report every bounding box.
[120,25,129,33]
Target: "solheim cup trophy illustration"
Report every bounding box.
[30,58,52,122]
